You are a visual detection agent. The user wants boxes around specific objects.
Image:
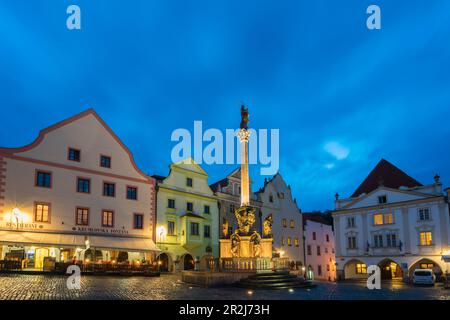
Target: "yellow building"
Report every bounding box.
[153,158,219,272]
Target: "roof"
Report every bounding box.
[302,213,332,226]
[210,177,228,192]
[351,159,422,198]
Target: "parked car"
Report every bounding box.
[412,269,436,285]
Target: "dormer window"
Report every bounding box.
[68,148,81,162]
[378,195,387,204]
[186,177,193,187]
[419,208,430,221]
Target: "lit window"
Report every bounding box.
[290,220,295,228]
[420,263,434,269]
[282,219,287,228]
[35,203,50,222]
[76,207,89,226]
[102,210,114,227]
[287,237,292,246]
[420,232,433,246]
[374,213,393,225]
[134,214,144,229]
[281,236,285,246]
[100,155,111,168]
[356,263,367,274]
[384,213,393,224]
[68,148,81,162]
[374,214,383,225]
[294,238,299,247]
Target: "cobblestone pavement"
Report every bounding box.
[0,273,449,300]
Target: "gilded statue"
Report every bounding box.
[222,219,229,238]
[234,206,256,235]
[263,214,273,237]
[250,231,261,257]
[231,231,240,257]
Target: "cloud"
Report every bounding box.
[324,142,350,161]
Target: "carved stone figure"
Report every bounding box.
[263,214,273,237]
[250,231,261,257]
[222,219,229,238]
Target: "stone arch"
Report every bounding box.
[199,254,215,271]
[343,259,368,279]
[181,253,195,270]
[377,258,403,280]
[156,252,172,272]
[408,258,444,280]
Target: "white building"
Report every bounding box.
[303,214,336,281]
[0,109,159,270]
[333,159,450,281]
[257,173,304,268]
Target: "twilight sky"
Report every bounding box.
[1,1,449,211]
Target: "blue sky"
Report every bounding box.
[1,1,450,211]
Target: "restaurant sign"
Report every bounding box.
[1,222,44,230]
[72,226,129,235]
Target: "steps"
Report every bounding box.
[235,271,314,289]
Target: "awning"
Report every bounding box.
[0,231,86,248]
[88,236,160,252]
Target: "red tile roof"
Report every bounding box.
[351,159,422,197]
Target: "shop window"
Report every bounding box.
[356,263,367,274]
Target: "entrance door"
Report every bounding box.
[157,253,169,272]
[35,248,49,270]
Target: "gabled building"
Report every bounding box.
[303,213,336,281]
[257,173,304,268]
[333,159,450,281]
[0,109,159,269]
[210,167,263,239]
[153,158,219,272]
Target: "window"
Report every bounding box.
[419,208,430,221]
[325,247,328,254]
[77,178,90,193]
[290,220,295,228]
[204,225,211,238]
[287,237,292,246]
[420,232,433,246]
[326,234,330,242]
[35,203,50,222]
[269,194,274,202]
[127,186,138,200]
[378,195,387,204]
[187,202,193,212]
[102,210,114,227]
[294,238,299,247]
[312,232,316,241]
[374,213,393,225]
[356,263,367,274]
[386,233,397,247]
[36,171,52,188]
[103,182,115,197]
[190,222,199,236]
[168,199,175,209]
[168,221,175,235]
[229,204,235,213]
[327,264,330,272]
[318,265,322,276]
[204,205,210,214]
[348,236,357,249]
[282,219,287,228]
[347,217,355,228]
[186,177,193,187]
[68,148,81,162]
[374,234,383,248]
[134,214,144,229]
[317,246,321,256]
[76,207,89,226]
[307,245,312,255]
[420,263,434,269]
[281,237,285,246]
[100,155,111,168]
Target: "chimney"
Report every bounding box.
[434,174,442,194]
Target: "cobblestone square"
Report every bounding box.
[0,274,449,300]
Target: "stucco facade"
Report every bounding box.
[0,109,158,269]
[154,158,219,272]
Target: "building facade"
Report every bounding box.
[210,168,263,239]
[154,158,219,272]
[257,173,304,268]
[0,109,159,270]
[333,159,450,281]
[303,214,336,281]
